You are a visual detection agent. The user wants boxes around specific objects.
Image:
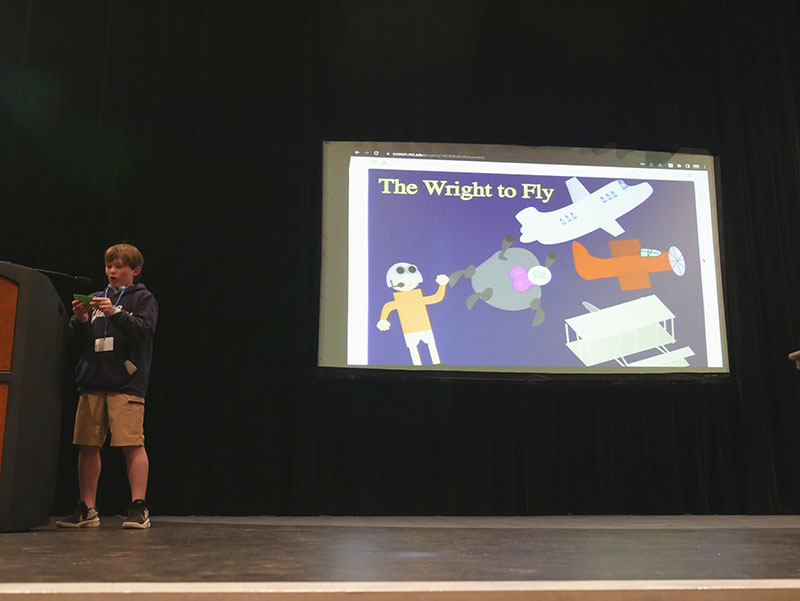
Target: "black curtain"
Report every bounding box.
[1,0,799,516]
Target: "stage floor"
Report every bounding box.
[2,516,800,599]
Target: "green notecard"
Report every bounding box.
[73,294,94,306]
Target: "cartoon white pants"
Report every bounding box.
[403,329,440,366]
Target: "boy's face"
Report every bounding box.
[105,258,140,288]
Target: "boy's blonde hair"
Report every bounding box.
[104,243,144,270]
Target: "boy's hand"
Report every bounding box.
[72,299,90,320]
[92,296,117,317]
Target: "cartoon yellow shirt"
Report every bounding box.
[379,285,446,334]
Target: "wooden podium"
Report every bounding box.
[0,262,67,531]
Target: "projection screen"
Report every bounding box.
[319,141,728,374]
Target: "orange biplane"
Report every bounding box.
[572,239,685,291]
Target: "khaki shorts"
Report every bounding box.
[73,391,145,447]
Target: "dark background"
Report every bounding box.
[1,0,800,516]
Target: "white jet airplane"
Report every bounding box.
[515,177,654,245]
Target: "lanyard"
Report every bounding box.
[102,286,128,337]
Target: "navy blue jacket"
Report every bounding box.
[68,283,158,397]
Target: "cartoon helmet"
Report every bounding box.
[386,262,423,290]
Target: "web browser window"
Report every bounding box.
[320,141,727,375]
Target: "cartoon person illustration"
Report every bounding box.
[377,262,449,366]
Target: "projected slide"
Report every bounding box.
[319,142,727,374]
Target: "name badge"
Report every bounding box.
[94,337,114,352]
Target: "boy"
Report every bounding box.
[56,243,158,529]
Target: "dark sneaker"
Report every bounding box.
[122,499,150,529]
[56,501,100,528]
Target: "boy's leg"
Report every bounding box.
[72,392,109,509]
[78,445,102,508]
[121,445,149,501]
[122,445,151,529]
[106,393,147,499]
[408,344,422,365]
[107,393,150,527]
[427,341,441,365]
[405,334,423,366]
[57,444,102,528]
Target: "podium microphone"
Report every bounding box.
[33,268,93,286]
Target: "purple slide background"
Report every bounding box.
[365,168,705,368]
